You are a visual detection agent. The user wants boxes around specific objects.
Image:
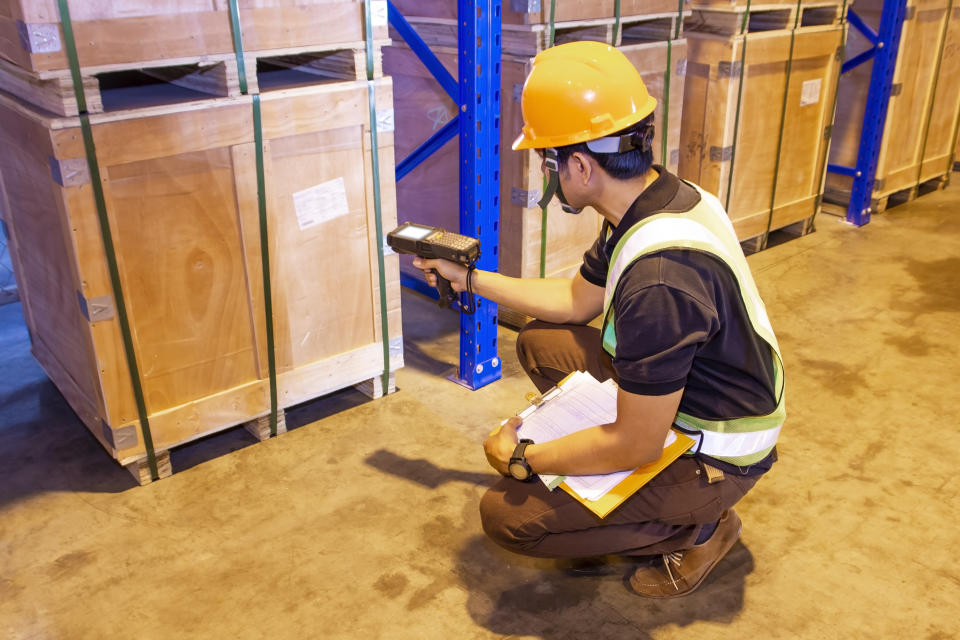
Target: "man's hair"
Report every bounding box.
[554,114,655,180]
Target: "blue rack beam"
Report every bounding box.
[827,1,907,226]
[387,0,502,390]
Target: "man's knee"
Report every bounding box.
[515,320,553,366]
[478,484,542,555]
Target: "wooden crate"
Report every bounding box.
[390,0,684,26]
[0,37,389,117]
[0,77,402,475]
[0,0,388,74]
[827,0,960,210]
[678,23,844,242]
[385,37,686,284]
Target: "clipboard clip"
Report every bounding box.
[525,391,546,407]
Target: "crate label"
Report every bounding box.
[292,177,350,231]
[800,79,822,107]
[371,1,388,27]
[426,105,455,131]
[377,108,395,133]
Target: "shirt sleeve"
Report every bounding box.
[612,278,720,396]
[579,233,608,287]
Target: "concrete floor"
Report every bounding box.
[1,183,959,639]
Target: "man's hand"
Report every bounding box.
[412,257,469,293]
[484,417,522,476]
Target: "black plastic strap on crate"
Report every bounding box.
[227,0,281,438]
[55,0,160,481]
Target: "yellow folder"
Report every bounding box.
[557,429,695,519]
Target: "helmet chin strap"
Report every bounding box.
[538,148,584,214]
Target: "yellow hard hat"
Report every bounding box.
[512,41,658,151]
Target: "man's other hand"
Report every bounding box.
[412,257,469,292]
[484,417,522,476]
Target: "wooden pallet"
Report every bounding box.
[390,0,685,26]
[0,76,403,479]
[678,24,843,242]
[828,0,960,204]
[386,36,686,283]
[121,369,396,485]
[0,39,388,117]
[0,0,389,75]
[872,172,951,213]
[687,1,848,36]
[740,211,817,255]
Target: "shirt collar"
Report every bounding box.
[604,165,680,250]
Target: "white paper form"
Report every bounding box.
[516,372,619,491]
[515,371,679,502]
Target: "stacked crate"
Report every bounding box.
[679,1,848,250]
[0,0,403,482]
[828,0,960,212]
[386,1,689,318]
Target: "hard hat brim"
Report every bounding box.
[511,94,658,151]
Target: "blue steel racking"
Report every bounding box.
[826,0,908,226]
[387,0,503,390]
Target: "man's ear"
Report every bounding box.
[570,151,593,185]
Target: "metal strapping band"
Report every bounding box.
[663,39,672,166]
[56,0,160,480]
[228,0,280,437]
[914,0,955,188]
[612,0,622,46]
[539,0,559,279]
[364,0,392,393]
[675,0,684,40]
[724,0,751,213]
[813,0,847,209]
[764,0,802,241]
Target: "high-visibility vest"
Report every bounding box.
[600,184,785,467]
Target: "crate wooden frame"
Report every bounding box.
[0,78,402,475]
[679,24,845,242]
[390,0,685,26]
[0,0,389,75]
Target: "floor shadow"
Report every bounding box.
[453,535,754,639]
[365,449,492,489]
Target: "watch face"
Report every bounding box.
[509,461,531,481]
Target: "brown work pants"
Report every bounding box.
[478,321,760,559]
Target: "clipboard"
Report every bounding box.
[557,428,694,518]
[512,371,696,519]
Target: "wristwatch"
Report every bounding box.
[508,439,535,481]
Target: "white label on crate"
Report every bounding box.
[800,79,822,107]
[292,178,350,231]
[377,108,395,133]
[371,1,388,26]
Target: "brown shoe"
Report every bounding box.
[627,509,742,598]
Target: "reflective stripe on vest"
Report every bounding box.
[601,184,785,467]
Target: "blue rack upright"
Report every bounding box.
[388,0,503,390]
[826,0,908,226]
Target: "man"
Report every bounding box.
[413,41,784,598]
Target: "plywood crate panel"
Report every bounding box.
[390,0,683,26]
[679,24,843,241]
[386,38,686,282]
[0,78,402,467]
[0,0,388,75]
[828,0,960,203]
